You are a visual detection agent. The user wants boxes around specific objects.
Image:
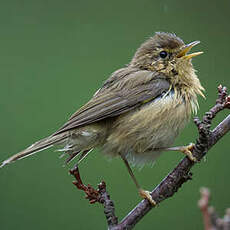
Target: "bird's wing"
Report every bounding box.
[54,71,170,135]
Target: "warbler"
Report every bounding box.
[1,32,204,205]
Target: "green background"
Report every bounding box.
[0,0,229,229]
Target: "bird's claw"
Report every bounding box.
[181,143,197,162]
[139,189,156,206]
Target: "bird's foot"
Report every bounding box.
[180,143,197,162]
[139,189,156,206]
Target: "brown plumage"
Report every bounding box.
[0,32,204,204]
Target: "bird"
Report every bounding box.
[0,32,204,205]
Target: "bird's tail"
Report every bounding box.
[0,133,69,168]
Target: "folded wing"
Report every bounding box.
[54,71,170,135]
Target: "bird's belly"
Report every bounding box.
[102,94,191,165]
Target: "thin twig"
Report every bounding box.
[198,187,212,230]
[198,187,230,230]
[69,164,118,228]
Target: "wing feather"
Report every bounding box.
[54,70,170,135]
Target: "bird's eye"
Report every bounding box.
[159,51,168,58]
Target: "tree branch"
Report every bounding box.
[70,85,230,230]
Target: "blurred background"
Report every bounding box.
[0,0,229,229]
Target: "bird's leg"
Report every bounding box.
[163,143,197,162]
[120,154,156,206]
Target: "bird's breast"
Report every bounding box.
[102,91,192,164]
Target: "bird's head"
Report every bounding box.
[130,32,203,88]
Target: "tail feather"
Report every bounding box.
[0,133,69,168]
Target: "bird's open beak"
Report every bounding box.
[177,41,203,60]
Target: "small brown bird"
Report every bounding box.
[1,32,204,205]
